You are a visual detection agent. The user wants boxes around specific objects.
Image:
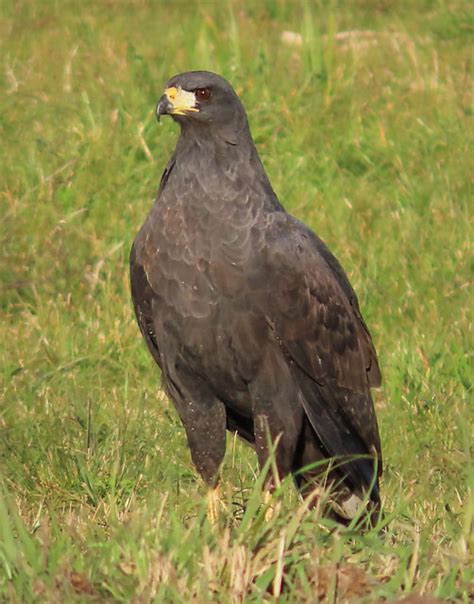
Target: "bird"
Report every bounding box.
[130,71,383,525]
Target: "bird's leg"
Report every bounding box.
[167,378,227,525]
[263,487,280,521]
[207,484,222,525]
[250,359,305,521]
[255,422,284,522]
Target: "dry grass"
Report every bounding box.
[0,0,472,601]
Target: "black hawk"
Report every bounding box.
[130,71,382,523]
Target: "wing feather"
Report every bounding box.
[262,213,382,473]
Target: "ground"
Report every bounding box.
[0,0,472,601]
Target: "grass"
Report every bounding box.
[0,0,472,601]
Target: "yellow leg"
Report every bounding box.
[207,485,221,524]
[263,489,280,522]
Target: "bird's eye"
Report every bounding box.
[195,88,212,101]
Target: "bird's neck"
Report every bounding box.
[166,127,283,213]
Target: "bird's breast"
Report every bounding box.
[137,192,265,317]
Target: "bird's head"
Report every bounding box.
[156,71,248,142]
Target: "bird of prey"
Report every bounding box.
[130,71,382,524]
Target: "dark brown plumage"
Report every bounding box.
[130,71,382,523]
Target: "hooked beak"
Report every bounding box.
[156,86,199,122]
[156,94,173,122]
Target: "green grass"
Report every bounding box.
[1,0,472,601]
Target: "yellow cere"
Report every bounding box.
[165,86,199,115]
